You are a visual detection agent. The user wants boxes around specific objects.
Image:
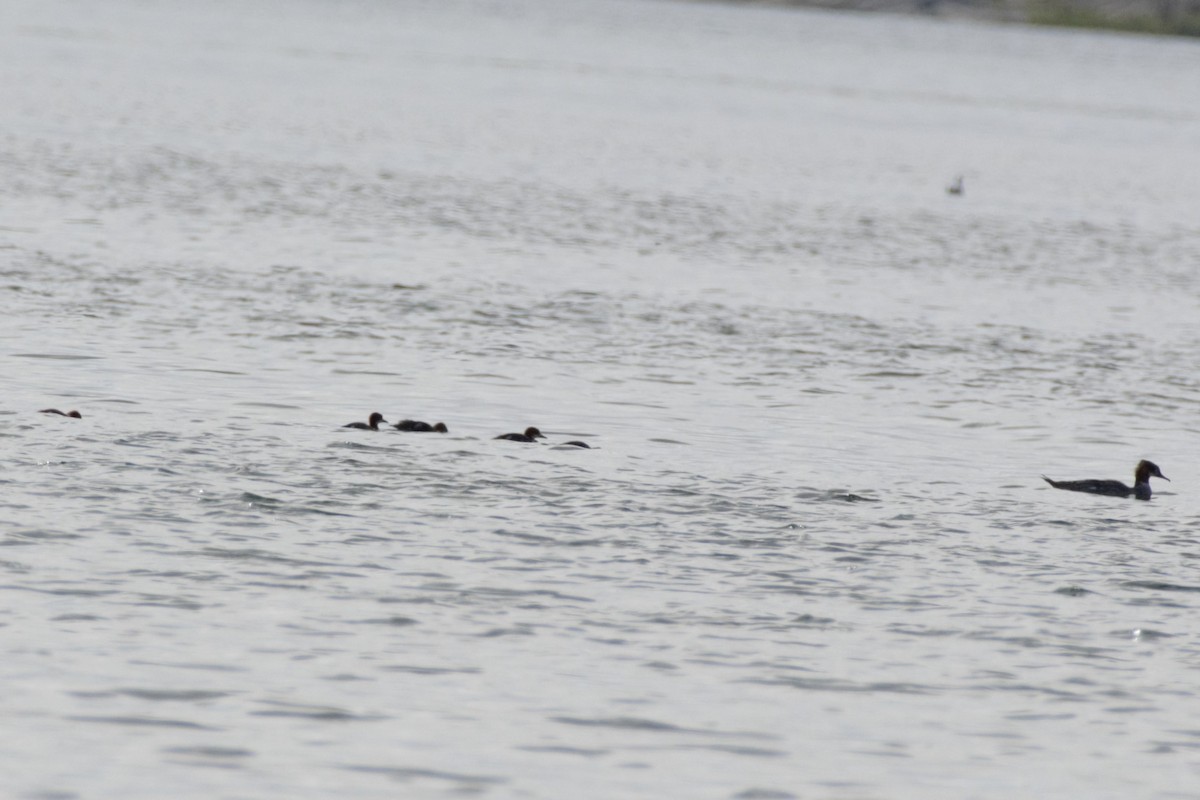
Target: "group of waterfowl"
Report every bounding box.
[342,412,591,448]
[343,409,1168,499]
[38,408,1171,496]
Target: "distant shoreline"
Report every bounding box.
[697,0,1200,36]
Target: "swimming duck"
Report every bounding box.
[1042,460,1168,501]
[344,412,388,431]
[394,419,448,433]
[495,426,545,443]
[40,408,82,419]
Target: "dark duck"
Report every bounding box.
[1042,460,1169,501]
[495,426,545,443]
[394,419,448,433]
[344,412,388,431]
[40,409,82,418]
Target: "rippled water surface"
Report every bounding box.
[4,0,1200,797]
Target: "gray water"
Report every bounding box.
[4,0,1200,797]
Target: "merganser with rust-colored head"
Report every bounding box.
[394,419,448,433]
[344,412,388,431]
[495,426,545,443]
[1042,460,1168,501]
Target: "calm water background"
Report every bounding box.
[4,0,1200,797]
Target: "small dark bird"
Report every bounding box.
[40,408,82,419]
[1042,460,1168,501]
[495,426,546,443]
[394,420,448,433]
[344,412,388,431]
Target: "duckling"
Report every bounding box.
[495,426,545,443]
[344,412,388,431]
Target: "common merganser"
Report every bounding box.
[40,408,82,419]
[495,426,545,442]
[394,419,448,433]
[344,412,388,431]
[1042,460,1168,501]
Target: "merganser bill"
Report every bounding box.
[394,419,448,433]
[495,426,545,442]
[1042,460,1168,501]
[344,412,388,431]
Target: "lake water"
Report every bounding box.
[4,0,1200,797]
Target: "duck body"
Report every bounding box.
[40,409,82,419]
[344,412,388,431]
[495,426,545,443]
[394,420,448,433]
[1042,460,1168,501]
[1043,478,1139,498]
